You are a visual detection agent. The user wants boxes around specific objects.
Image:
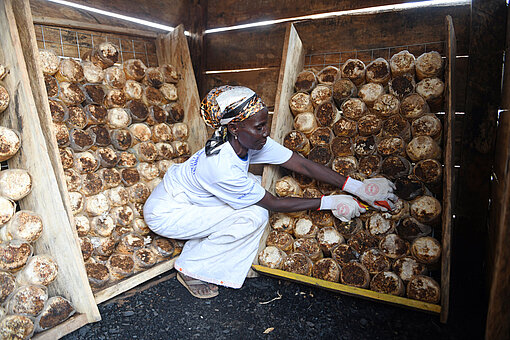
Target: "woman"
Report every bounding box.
[144,86,397,299]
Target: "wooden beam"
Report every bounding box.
[253,265,441,314]
[453,0,506,336]
[95,259,176,304]
[186,0,207,95]
[440,15,456,324]
[33,314,89,340]
[457,0,506,223]
[32,16,160,38]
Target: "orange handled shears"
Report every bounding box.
[354,199,392,211]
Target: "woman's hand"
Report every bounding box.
[343,177,398,212]
[320,195,367,222]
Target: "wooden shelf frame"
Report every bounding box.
[1,1,207,337]
[257,17,456,322]
[0,0,100,338]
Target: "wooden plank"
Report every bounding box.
[257,24,304,263]
[439,15,456,324]
[204,68,280,108]
[30,0,192,32]
[205,4,470,71]
[261,23,303,193]
[0,0,100,323]
[95,258,177,304]
[485,4,510,338]
[14,2,74,225]
[156,25,208,154]
[252,265,441,314]
[206,0,430,29]
[33,314,89,340]
[33,16,160,38]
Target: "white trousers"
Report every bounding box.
[143,180,268,288]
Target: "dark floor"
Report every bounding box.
[62,269,482,340]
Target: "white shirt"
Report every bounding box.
[163,137,292,209]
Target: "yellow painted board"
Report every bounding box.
[252,265,441,314]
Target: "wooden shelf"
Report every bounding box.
[0,0,100,337]
[1,1,206,337]
[258,18,456,322]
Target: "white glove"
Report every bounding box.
[342,177,398,212]
[320,195,367,222]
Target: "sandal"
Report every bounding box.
[177,272,219,299]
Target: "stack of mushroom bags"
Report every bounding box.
[38,43,185,292]
[0,64,75,339]
[259,50,445,305]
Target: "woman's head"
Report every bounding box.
[228,107,269,151]
[201,86,267,155]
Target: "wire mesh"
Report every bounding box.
[304,41,446,70]
[34,24,158,67]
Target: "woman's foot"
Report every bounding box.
[177,272,219,299]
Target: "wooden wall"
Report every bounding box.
[203,3,470,113]
[207,0,430,29]
[485,3,510,340]
[30,0,192,31]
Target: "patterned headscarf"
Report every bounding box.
[201,85,266,156]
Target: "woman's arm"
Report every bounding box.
[280,152,347,188]
[256,191,321,212]
[278,151,397,211]
[254,152,347,212]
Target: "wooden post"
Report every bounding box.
[486,4,510,339]
[440,15,456,324]
[261,23,304,193]
[257,23,304,260]
[187,0,207,96]
[454,0,506,335]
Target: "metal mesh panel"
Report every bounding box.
[304,41,445,70]
[34,24,158,66]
